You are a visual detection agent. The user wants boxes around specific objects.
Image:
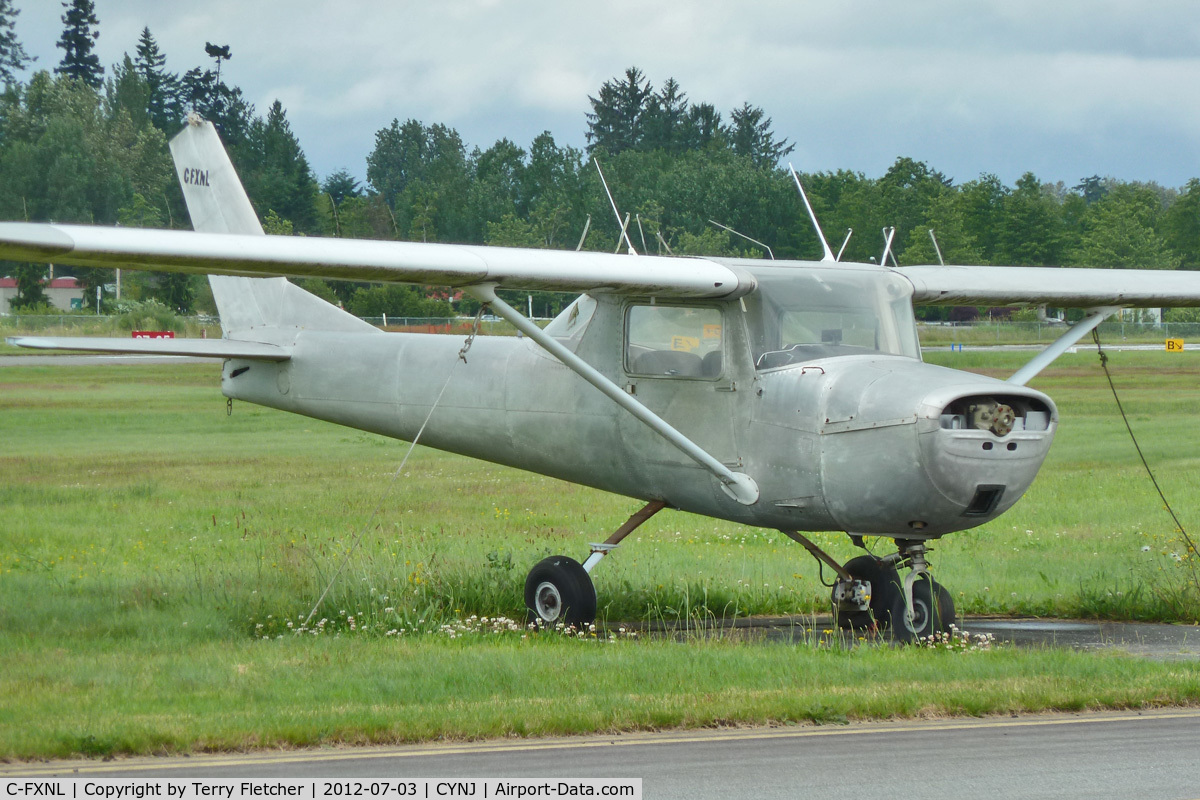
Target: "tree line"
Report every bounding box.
[3,1,1200,321]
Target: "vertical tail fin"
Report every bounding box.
[168,114,375,337]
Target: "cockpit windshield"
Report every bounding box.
[743,266,920,369]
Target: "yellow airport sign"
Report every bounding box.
[1166,338,1185,352]
[671,335,701,352]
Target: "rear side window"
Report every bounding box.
[625,305,723,379]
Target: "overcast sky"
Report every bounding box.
[11,1,1200,190]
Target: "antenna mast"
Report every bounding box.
[575,215,591,251]
[594,160,637,255]
[880,227,898,267]
[835,228,853,262]
[788,164,835,262]
[928,229,946,266]
[708,219,774,260]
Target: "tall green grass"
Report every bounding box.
[3,351,1200,647]
[4,634,1199,760]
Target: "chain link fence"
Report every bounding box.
[5,314,1199,345]
[917,320,1200,346]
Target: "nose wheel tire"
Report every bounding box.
[834,556,956,642]
[525,555,597,627]
[893,575,956,642]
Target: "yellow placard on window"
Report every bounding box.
[1166,338,1186,352]
[671,335,701,352]
[702,324,722,340]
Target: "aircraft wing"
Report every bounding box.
[6,221,1200,307]
[895,264,1200,308]
[0,221,751,299]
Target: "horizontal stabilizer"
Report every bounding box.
[6,336,291,361]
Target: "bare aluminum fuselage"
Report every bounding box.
[220,264,1057,541]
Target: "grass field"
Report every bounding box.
[3,346,1200,759]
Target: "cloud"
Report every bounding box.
[12,1,1200,185]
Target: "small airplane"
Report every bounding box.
[4,115,1200,641]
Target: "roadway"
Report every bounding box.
[5,711,1200,799]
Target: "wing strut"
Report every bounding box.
[1007,306,1121,386]
[465,284,760,506]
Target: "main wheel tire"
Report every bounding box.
[524,555,597,627]
[833,555,902,631]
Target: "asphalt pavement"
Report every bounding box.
[5,711,1200,800]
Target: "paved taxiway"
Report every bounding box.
[716,615,1200,660]
[5,711,1200,799]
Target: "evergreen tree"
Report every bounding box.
[55,0,103,90]
[1073,174,1107,205]
[0,0,33,85]
[181,66,252,147]
[725,102,794,169]
[322,168,361,205]
[585,67,653,155]
[134,28,182,133]
[642,77,689,154]
[684,103,723,150]
[239,99,318,232]
[9,262,47,309]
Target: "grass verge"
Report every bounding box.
[3,632,1198,760]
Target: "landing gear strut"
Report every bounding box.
[819,536,955,642]
[524,500,666,627]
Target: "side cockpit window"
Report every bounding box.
[625,305,723,379]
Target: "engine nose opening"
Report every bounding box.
[939,394,1053,436]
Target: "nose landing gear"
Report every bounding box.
[829,539,956,642]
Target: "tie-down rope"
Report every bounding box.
[302,305,488,626]
[1092,328,1199,591]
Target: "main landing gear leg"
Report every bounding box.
[524,500,666,628]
